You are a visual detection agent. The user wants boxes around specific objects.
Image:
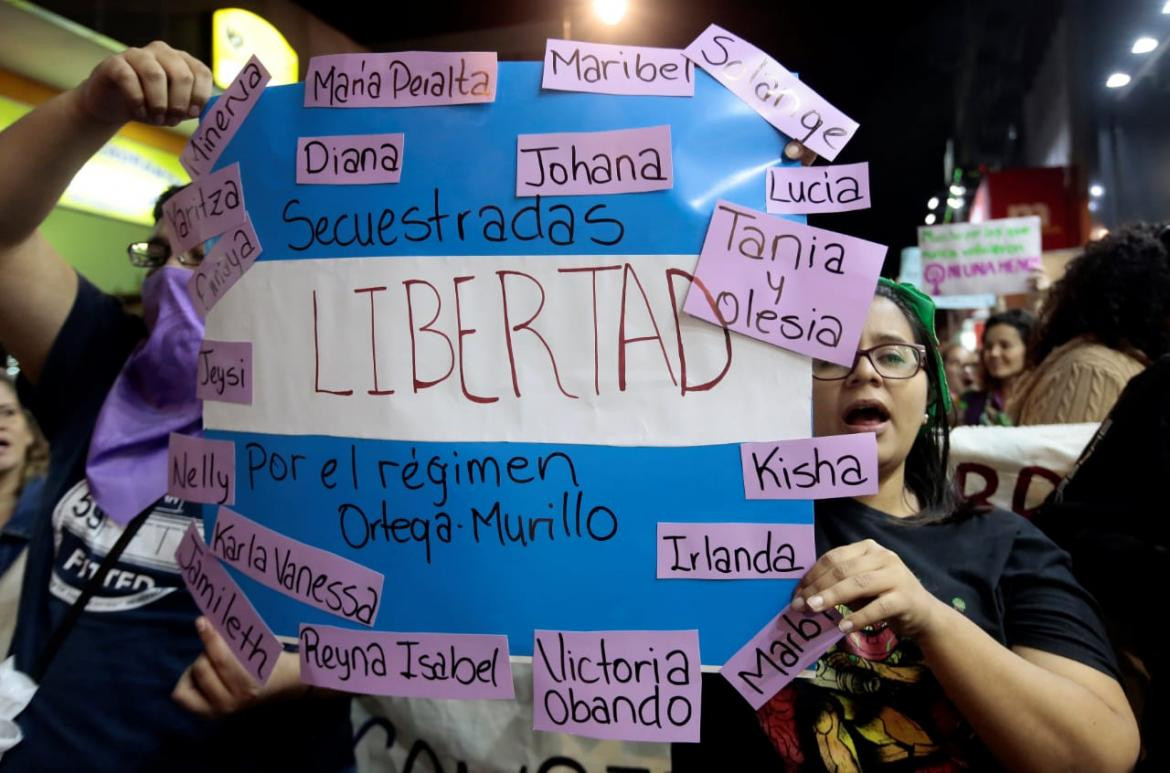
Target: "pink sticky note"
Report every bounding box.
[766,162,871,215]
[187,215,263,317]
[181,55,271,178]
[532,630,701,742]
[516,125,672,197]
[682,200,886,366]
[684,25,857,161]
[722,606,842,709]
[161,163,247,256]
[210,507,383,627]
[175,522,281,684]
[304,52,497,107]
[542,39,695,97]
[656,522,815,579]
[196,340,252,405]
[741,433,879,500]
[296,133,404,185]
[167,433,234,505]
[298,624,514,699]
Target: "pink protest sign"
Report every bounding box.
[167,433,234,506]
[296,133,404,185]
[181,55,271,178]
[542,39,694,96]
[683,24,858,161]
[516,125,672,197]
[656,522,815,579]
[161,163,247,256]
[304,52,496,107]
[722,606,842,709]
[210,507,383,626]
[175,522,281,684]
[298,624,514,699]
[741,433,879,500]
[532,629,701,742]
[196,340,252,405]
[766,162,871,215]
[682,200,886,366]
[187,215,263,317]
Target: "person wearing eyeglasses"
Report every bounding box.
[0,42,351,770]
[1011,222,1170,426]
[676,280,1138,771]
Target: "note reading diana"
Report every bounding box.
[683,200,885,366]
[532,630,701,742]
[167,433,235,505]
[299,624,514,699]
[176,522,281,684]
[516,125,673,196]
[722,604,842,710]
[296,132,404,185]
[684,24,858,161]
[656,522,815,579]
[741,433,878,499]
[542,39,695,97]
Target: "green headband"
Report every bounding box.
[876,277,953,417]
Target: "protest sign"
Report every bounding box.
[917,216,1042,296]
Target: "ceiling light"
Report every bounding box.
[947,197,964,209]
[949,184,966,196]
[1106,72,1132,88]
[593,0,628,25]
[1132,37,1158,54]
[1089,183,1105,197]
[927,196,939,210]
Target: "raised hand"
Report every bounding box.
[77,40,212,127]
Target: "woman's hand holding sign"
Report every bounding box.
[791,538,947,639]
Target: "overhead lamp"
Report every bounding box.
[1106,72,1132,88]
[925,213,937,225]
[948,184,966,196]
[1132,36,1158,54]
[1089,183,1105,197]
[1163,1,1170,14]
[927,196,939,210]
[593,0,628,25]
[947,197,964,209]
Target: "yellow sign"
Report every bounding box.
[0,95,188,225]
[213,8,298,88]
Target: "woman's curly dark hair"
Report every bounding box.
[1031,222,1170,366]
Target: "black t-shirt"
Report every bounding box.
[674,497,1118,771]
[6,277,352,772]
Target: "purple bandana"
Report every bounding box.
[85,267,204,524]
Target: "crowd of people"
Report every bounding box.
[0,38,1165,772]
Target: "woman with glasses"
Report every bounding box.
[1012,222,1170,425]
[678,280,1137,771]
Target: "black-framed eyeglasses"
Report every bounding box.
[127,237,203,268]
[813,343,928,381]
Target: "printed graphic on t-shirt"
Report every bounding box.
[49,479,196,612]
[757,622,977,771]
